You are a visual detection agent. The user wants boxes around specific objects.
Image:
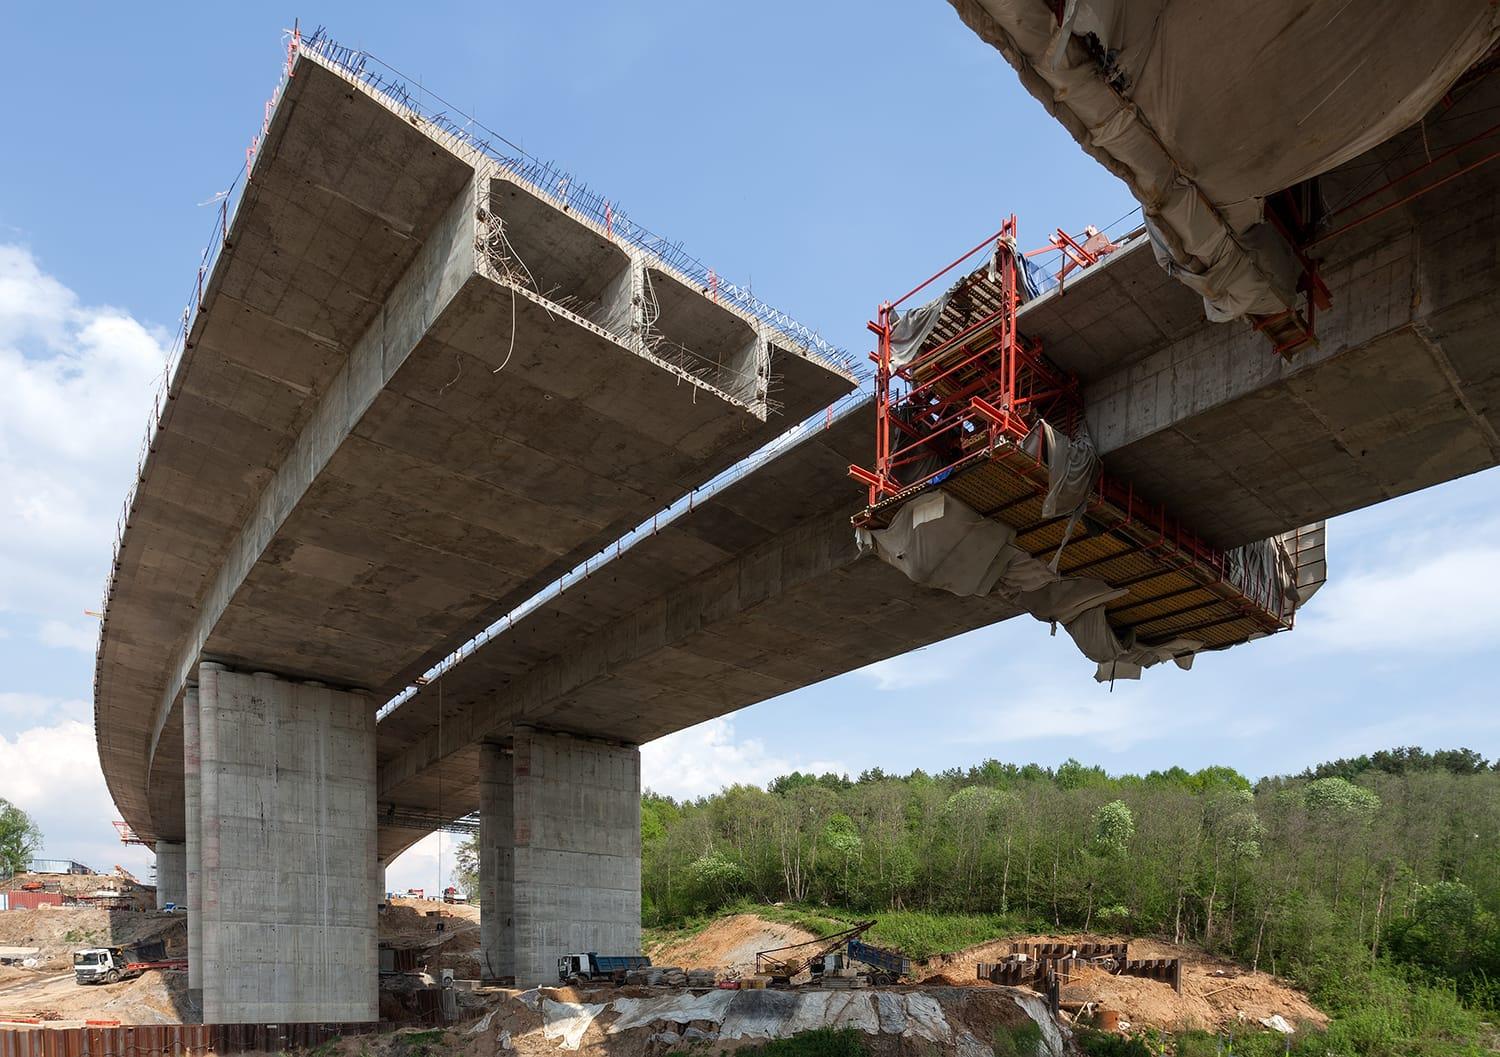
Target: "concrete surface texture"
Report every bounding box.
[183,684,202,996]
[373,403,1026,862]
[196,664,377,1023]
[479,742,514,985]
[153,842,186,911]
[510,730,641,988]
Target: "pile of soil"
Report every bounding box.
[5,874,152,911]
[647,914,817,974]
[381,898,482,978]
[0,907,185,970]
[924,932,1326,1033]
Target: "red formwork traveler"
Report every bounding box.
[849,217,1314,657]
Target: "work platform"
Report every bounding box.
[850,219,1324,678]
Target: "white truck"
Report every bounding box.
[73,940,181,985]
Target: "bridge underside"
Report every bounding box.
[101,20,1500,1021]
[98,44,853,1017]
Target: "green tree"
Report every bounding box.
[452,832,479,901]
[0,800,40,876]
[687,850,746,909]
[1090,800,1135,856]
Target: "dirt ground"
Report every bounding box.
[0,904,191,1024]
[0,907,186,970]
[0,969,189,1025]
[5,873,154,912]
[0,901,1324,1040]
[381,898,484,979]
[646,913,817,974]
[923,931,1326,1033]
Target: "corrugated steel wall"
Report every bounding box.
[0,1022,394,1057]
[4,894,63,911]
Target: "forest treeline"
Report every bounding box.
[640,747,1500,1013]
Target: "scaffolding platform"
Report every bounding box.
[850,218,1320,673]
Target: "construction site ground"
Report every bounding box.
[650,913,1323,1036]
[0,897,483,1025]
[332,982,1059,1057]
[4,873,154,911]
[921,931,1325,1034]
[0,901,1325,1043]
[647,913,818,976]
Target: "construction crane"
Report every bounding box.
[754,921,909,986]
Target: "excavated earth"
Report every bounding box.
[647,914,818,976]
[0,903,1323,1045]
[923,931,1326,1033]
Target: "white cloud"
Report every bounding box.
[0,717,153,878]
[642,716,847,799]
[855,652,950,692]
[0,691,90,724]
[0,244,168,643]
[1296,543,1500,655]
[383,831,469,899]
[38,618,97,653]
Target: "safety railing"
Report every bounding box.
[296,27,853,376]
[849,216,1300,632]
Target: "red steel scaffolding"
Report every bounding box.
[849,219,1309,655]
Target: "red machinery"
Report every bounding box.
[849,219,1307,659]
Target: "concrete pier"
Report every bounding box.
[479,731,640,987]
[512,729,641,987]
[183,684,202,1001]
[479,742,514,984]
[154,841,186,910]
[196,663,377,1022]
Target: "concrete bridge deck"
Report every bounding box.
[94,44,854,1020]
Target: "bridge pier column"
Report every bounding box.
[183,683,202,1012]
[197,663,377,1022]
[512,729,641,987]
[154,841,186,910]
[479,742,514,984]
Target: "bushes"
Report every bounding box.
[993,1020,1044,1057]
[738,1028,869,1057]
[1074,1027,1152,1057]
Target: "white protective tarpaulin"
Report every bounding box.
[541,1000,606,1051]
[948,0,1500,320]
[856,464,1323,680]
[607,991,736,1032]
[857,491,1018,597]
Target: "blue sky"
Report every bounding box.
[1,4,1495,894]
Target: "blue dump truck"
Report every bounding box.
[847,938,911,983]
[558,952,651,984]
